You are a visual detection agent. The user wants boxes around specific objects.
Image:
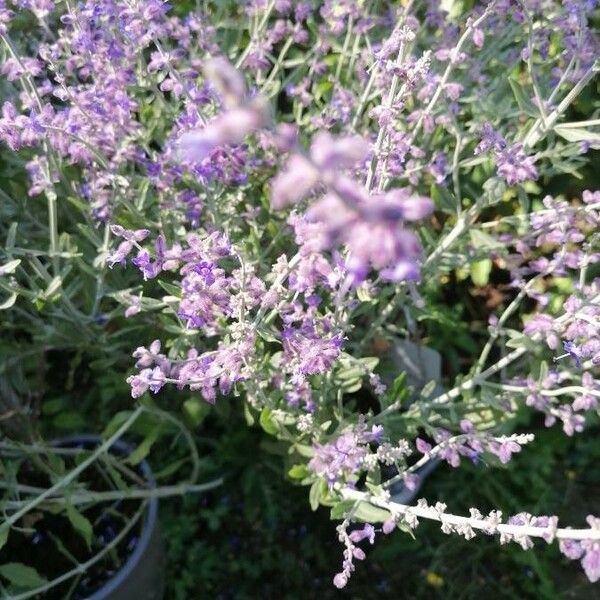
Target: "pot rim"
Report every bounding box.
[52,433,159,600]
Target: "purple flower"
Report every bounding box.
[475,122,506,155]
[563,341,583,368]
[496,145,538,185]
[107,241,134,268]
[382,519,396,535]
[281,324,343,379]
[491,439,522,464]
[270,155,319,209]
[132,249,159,280]
[110,225,150,242]
[475,124,537,184]
[310,131,369,171]
[523,314,559,350]
[582,544,600,583]
[333,573,348,589]
[560,539,584,560]
[416,437,432,454]
[349,524,376,544]
[126,368,154,398]
[308,429,367,485]
[178,101,268,162]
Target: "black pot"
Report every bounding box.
[56,435,164,600]
[387,339,444,504]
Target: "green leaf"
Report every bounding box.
[103,411,133,438]
[52,411,87,431]
[42,276,62,300]
[397,521,417,539]
[46,453,65,476]
[330,500,355,519]
[314,79,332,101]
[336,366,364,381]
[359,357,379,371]
[470,259,492,287]
[505,330,539,351]
[65,503,93,550]
[127,424,162,465]
[356,283,373,302]
[157,280,181,296]
[430,183,458,214]
[292,443,314,458]
[380,372,410,411]
[259,408,278,435]
[243,402,255,426]
[41,398,68,416]
[0,563,47,589]
[0,526,8,552]
[554,125,600,145]
[102,458,128,491]
[6,223,18,251]
[256,326,279,343]
[354,501,392,523]
[508,78,538,118]
[0,259,21,275]
[469,229,503,250]
[538,360,549,383]
[420,380,437,399]
[482,177,506,205]
[309,479,326,511]
[0,292,17,310]
[288,464,310,480]
[340,378,363,393]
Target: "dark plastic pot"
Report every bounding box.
[387,339,444,504]
[55,435,164,600]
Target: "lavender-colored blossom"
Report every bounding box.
[560,538,584,559]
[348,524,376,544]
[582,543,600,583]
[282,326,343,378]
[523,314,559,350]
[475,123,537,184]
[107,241,134,268]
[563,341,583,368]
[111,225,150,242]
[309,430,368,485]
[416,437,432,454]
[178,101,269,162]
[270,155,319,209]
[490,439,522,464]
[496,144,538,185]
[305,186,432,283]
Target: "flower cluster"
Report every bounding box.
[560,517,600,583]
[308,422,412,487]
[271,132,434,282]
[475,122,538,185]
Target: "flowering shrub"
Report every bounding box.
[1,0,600,592]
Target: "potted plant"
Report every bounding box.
[0,3,222,595]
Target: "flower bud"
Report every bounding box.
[333,573,348,589]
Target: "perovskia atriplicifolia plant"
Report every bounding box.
[1,0,600,592]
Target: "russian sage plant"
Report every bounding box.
[1,0,600,590]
